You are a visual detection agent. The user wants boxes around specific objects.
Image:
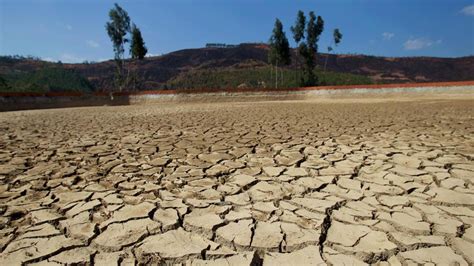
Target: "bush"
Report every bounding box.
[1,67,94,93]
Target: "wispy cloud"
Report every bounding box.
[403,37,441,50]
[65,24,72,31]
[382,32,395,40]
[43,57,56,62]
[60,53,85,63]
[146,53,160,57]
[461,5,474,16]
[86,40,100,48]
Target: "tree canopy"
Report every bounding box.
[334,28,343,46]
[291,10,306,44]
[268,18,291,66]
[106,3,131,61]
[130,24,148,59]
[306,12,324,54]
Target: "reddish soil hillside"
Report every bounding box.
[1,44,473,91]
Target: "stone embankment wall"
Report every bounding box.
[1,81,473,112]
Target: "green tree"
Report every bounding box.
[302,12,324,86]
[291,11,306,44]
[105,3,131,91]
[334,28,343,46]
[0,75,9,91]
[268,18,291,88]
[130,24,148,60]
[324,28,343,72]
[291,10,306,85]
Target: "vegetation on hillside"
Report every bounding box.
[165,66,372,90]
[0,67,93,93]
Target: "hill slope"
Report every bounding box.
[1,44,473,92]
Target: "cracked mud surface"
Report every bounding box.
[0,98,473,265]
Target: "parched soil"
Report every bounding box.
[0,96,473,265]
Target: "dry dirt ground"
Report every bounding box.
[0,96,473,265]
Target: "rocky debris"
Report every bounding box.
[1,98,473,265]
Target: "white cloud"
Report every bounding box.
[146,53,160,57]
[43,57,56,62]
[461,5,474,16]
[382,32,395,40]
[60,53,85,63]
[86,40,100,48]
[403,37,441,50]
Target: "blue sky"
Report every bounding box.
[1,0,473,63]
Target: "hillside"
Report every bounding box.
[1,44,473,92]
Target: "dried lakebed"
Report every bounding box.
[0,98,473,265]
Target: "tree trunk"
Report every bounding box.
[270,65,273,83]
[275,63,278,89]
[281,67,283,88]
[324,54,329,72]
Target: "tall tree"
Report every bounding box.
[130,24,148,60]
[324,28,343,72]
[268,18,291,89]
[291,11,306,44]
[291,10,306,85]
[106,3,131,91]
[302,12,324,86]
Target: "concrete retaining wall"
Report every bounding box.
[128,84,474,104]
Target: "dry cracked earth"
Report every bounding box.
[0,97,473,265]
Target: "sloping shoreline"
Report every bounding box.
[1,81,473,112]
